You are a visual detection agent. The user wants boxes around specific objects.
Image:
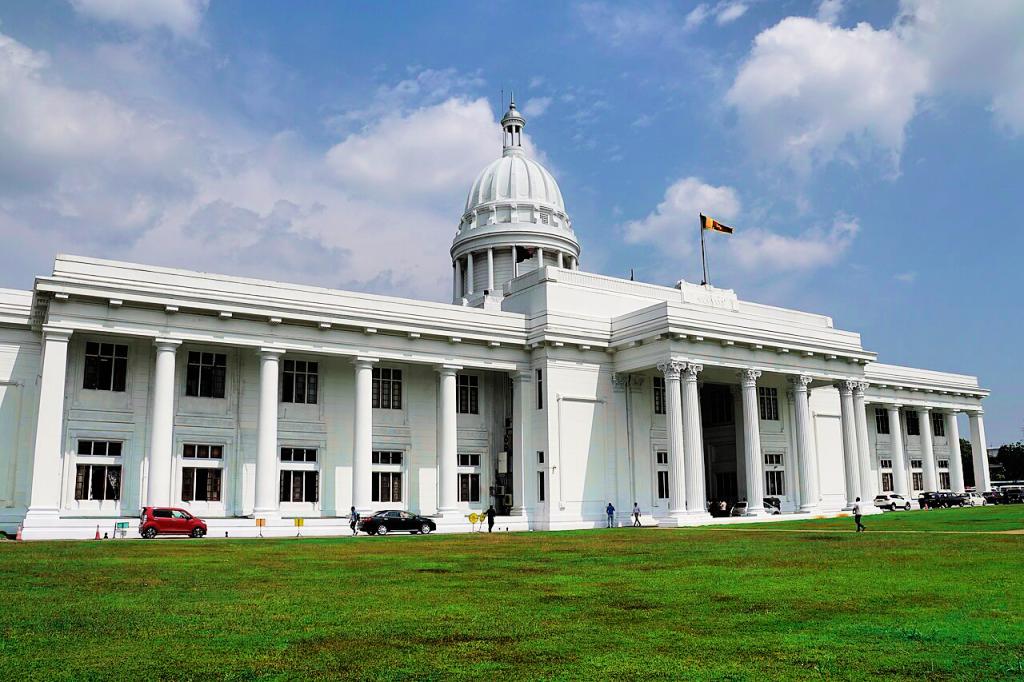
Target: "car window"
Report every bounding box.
[386,511,401,519]
[153,509,172,518]
[171,510,190,519]
[401,512,413,519]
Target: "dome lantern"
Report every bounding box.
[501,91,526,153]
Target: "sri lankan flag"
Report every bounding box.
[700,213,734,235]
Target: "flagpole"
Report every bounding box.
[700,216,709,286]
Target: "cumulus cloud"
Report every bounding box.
[729,215,859,271]
[727,1,1024,172]
[69,0,209,39]
[0,29,518,300]
[623,177,740,252]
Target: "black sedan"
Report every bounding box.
[358,510,436,536]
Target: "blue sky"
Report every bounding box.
[0,1,1021,444]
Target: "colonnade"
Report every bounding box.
[453,245,578,300]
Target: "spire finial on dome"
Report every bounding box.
[501,89,525,153]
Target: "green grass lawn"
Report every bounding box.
[2,507,1023,681]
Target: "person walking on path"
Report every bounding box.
[632,502,641,527]
[606,502,616,528]
[349,506,360,535]
[486,505,496,533]
[853,497,865,533]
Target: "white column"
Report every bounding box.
[657,361,687,517]
[852,383,874,499]
[557,251,564,268]
[511,245,517,278]
[147,339,182,508]
[436,365,460,515]
[254,348,283,519]
[682,363,709,516]
[510,370,531,515]
[790,375,820,512]
[918,407,938,491]
[945,411,965,493]
[968,411,992,492]
[838,380,861,507]
[466,252,474,295]
[24,327,73,525]
[888,405,909,497]
[351,358,376,512]
[487,248,495,292]
[570,256,578,270]
[739,369,767,515]
[454,259,463,301]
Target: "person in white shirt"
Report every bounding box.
[632,503,641,527]
[853,497,866,533]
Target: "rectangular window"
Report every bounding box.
[74,464,121,501]
[457,375,479,414]
[765,470,786,496]
[372,451,403,465]
[764,453,783,466]
[932,414,945,437]
[653,377,666,415]
[758,387,779,421]
[372,367,402,409]
[937,459,949,469]
[279,470,319,503]
[83,342,128,392]
[537,451,545,464]
[280,447,318,463]
[881,472,894,492]
[77,440,123,457]
[458,473,480,502]
[538,471,545,501]
[939,472,951,489]
[911,459,923,469]
[181,467,222,502]
[281,359,318,404]
[371,471,402,502]
[536,369,543,410]
[912,472,924,490]
[182,443,223,459]
[875,409,890,435]
[656,451,669,465]
[457,453,480,467]
[880,458,893,469]
[906,412,920,436]
[186,351,227,398]
[657,470,670,499]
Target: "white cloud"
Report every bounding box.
[623,177,740,252]
[523,96,552,118]
[894,271,917,283]
[715,2,748,25]
[684,4,711,31]
[729,215,859,271]
[69,0,209,39]
[727,1,1024,172]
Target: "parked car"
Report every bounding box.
[1005,489,1024,504]
[964,492,987,507]
[139,507,207,538]
[764,497,783,515]
[358,510,436,536]
[874,494,911,511]
[983,491,1007,505]
[918,491,967,509]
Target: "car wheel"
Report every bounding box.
[905,504,911,511]
[191,527,205,538]
[376,526,388,536]
[889,504,896,511]
[420,523,432,535]
[142,527,157,539]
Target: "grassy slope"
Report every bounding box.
[1,507,1023,681]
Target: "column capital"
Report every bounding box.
[916,405,932,415]
[737,368,761,386]
[258,346,285,358]
[153,337,182,351]
[656,360,685,380]
[967,408,984,416]
[611,373,628,391]
[511,369,533,383]
[789,374,813,390]
[853,381,869,395]
[837,379,858,396]
[40,325,73,342]
[683,363,703,380]
[352,356,379,369]
[436,363,462,376]
[888,403,903,411]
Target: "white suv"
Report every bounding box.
[874,494,912,511]
[964,492,987,507]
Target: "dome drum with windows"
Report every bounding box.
[451,94,581,304]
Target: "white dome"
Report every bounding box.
[464,148,565,214]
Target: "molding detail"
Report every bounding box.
[738,368,761,386]
[656,360,685,380]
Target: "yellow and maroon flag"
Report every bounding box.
[700,213,734,235]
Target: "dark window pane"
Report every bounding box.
[108,442,122,457]
[295,374,306,404]
[210,446,222,459]
[372,472,380,502]
[307,374,318,405]
[207,469,221,501]
[75,465,88,500]
[100,343,114,357]
[112,357,127,391]
[292,473,303,502]
[114,345,128,358]
[282,371,294,403]
[308,362,318,375]
[280,471,289,502]
[214,354,226,367]
[83,355,99,390]
[307,471,319,503]
[94,442,108,456]
[283,359,294,372]
[186,363,200,396]
[182,468,194,501]
[281,448,292,462]
[381,472,391,502]
[211,365,226,398]
[90,466,105,501]
[86,341,99,355]
[78,440,92,455]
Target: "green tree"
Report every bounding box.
[996,442,1024,481]
[960,438,974,487]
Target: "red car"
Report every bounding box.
[139,506,207,538]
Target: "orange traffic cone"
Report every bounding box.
[15,523,23,541]
[95,525,100,540]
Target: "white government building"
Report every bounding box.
[0,100,993,539]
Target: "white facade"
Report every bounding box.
[0,102,992,539]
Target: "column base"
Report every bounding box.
[22,507,60,526]
[253,509,281,521]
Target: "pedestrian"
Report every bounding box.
[349,506,359,535]
[486,504,496,533]
[853,497,865,533]
[632,502,641,527]
[606,502,616,528]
